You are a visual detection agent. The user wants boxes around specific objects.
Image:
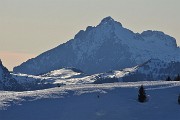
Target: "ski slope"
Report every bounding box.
[1,81,180,120]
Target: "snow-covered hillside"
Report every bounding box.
[13,16,180,75]
[1,81,180,120]
[10,60,180,89]
[121,59,180,81]
[11,68,97,90]
[85,59,180,84]
[1,58,179,91]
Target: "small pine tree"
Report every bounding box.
[138,85,147,103]
[174,74,180,81]
[57,83,61,87]
[166,76,171,81]
[178,94,180,104]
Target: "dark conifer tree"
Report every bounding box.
[178,94,180,104]
[166,76,171,81]
[57,83,61,87]
[174,74,180,81]
[138,85,147,103]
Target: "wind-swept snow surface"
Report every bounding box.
[1,81,180,120]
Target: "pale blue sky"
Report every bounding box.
[0,0,180,70]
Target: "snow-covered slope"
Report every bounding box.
[0,59,21,91]
[9,59,180,90]
[121,59,180,82]
[1,81,180,120]
[40,68,95,84]
[13,16,180,75]
[41,68,84,78]
[11,68,95,90]
[92,59,180,83]
[10,59,180,90]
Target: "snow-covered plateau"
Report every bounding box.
[1,81,180,120]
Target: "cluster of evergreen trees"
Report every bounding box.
[166,74,180,81]
[138,85,180,104]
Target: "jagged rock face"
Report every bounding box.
[0,60,22,91]
[13,17,180,75]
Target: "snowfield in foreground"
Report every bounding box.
[1,81,180,120]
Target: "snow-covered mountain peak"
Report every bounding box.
[0,59,2,66]
[13,17,180,75]
[74,16,122,40]
[99,16,122,27]
[141,30,177,47]
[0,67,2,80]
[0,59,5,80]
[100,16,114,23]
[0,59,22,91]
[74,16,135,43]
[141,30,164,37]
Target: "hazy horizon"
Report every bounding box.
[0,0,180,70]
